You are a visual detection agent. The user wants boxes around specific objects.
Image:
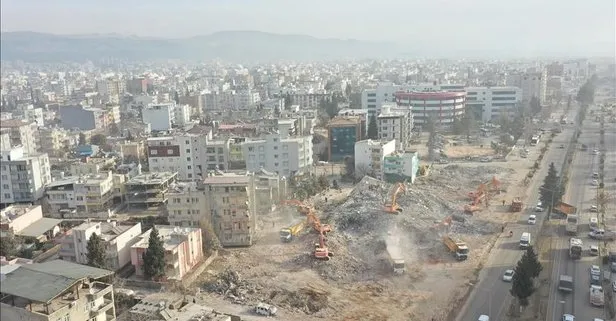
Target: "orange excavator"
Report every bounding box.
[283,200,334,259]
[281,199,311,215]
[314,233,334,260]
[384,183,406,214]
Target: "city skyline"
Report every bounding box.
[1,0,615,57]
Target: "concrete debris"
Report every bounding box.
[313,165,513,281]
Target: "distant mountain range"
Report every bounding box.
[0,31,402,62]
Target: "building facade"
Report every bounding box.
[465,86,522,122]
[394,91,466,129]
[131,225,204,280]
[0,119,39,155]
[58,221,142,271]
[327,116,363,162]
[383,151,419,183]
[242,133,313,177]
[354,139,396,179]
[0,146,50,206]
[45,171,115,215]
[378,104,414,150]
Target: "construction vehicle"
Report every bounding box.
[279,221,305,242]
[589,285,604,307]
[281,199,311,215]
[558,275,573,292]
[385,236,406,275]
[442,236,469,261]
[553,201,577,215]
[565,214,579,235]
[384,183,406,214]
[568,238,582,259]
[314,233,333,260]
[510,198,523,212]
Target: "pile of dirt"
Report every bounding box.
[314,165,513,281]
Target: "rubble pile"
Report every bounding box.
[316,165,512,279]
[202,269,257,303]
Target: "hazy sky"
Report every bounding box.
[1,0,615,56]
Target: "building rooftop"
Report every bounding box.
[328,116,362,127]
[17,218,62,238]
[0,119,32,128]
[203,174,251,185]
[73,221,137,242]
[132,225,200,251]
[126,172,177,185]
[0,205,40,224]
[168,182,203,194]
[0,260,113,303]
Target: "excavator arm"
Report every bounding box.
[384,183,406,214]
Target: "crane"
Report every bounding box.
[384,183,406,214]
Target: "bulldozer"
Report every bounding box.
[384,183,406,214]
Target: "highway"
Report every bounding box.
[546,100,616,321]
[457,106,580,321]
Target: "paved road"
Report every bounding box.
[546,102,616,321]
[457,107,580,321]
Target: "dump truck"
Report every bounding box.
[589,285,604,307]
[510,198,523,212]
[565,214,579,235]
[443,236,469,261]
[569,238,582,259]
[385,236,406,275]
[553,201,577,215]
[279,221,305,242]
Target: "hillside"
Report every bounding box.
[0,31,400,62]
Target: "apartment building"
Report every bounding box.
[0,119,39,155]
[465,87,522,122]
[394,91,466,128]
[0,260,116,321]
[69,157,116,176]
[203,174,257,247]
[125,172,177,209]
[142,103,175,131]
[0,146,51,206]
[378,104,413,150]
[506,70,547,104]
[227,137,247,170]
[167,171,286,235]
[58,221,142,271]
[354,139,396,179]
[147,134,229,181]
[58,105,120,131]
[328,116,363,162]
[97,77,126,104]
[45,171,114,215]
[243,133,313,178]
[0,204,61,241]
[289,93,329,109]
[131,225,204,280]
[23,106,45,127]
[383,151,419,183]
[38,127,75,155]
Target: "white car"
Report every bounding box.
[562,314,575,321]
[589,245,599,256]
[527,215,537,225]
[590,265,601,276]
[590,205,598,212]
[534,205,544,212]
[591,179,599,186]
[502,269,515,282]
[478,315,490,321]
[593,149,600,155]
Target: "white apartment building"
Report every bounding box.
[142,103,174,131]
[361,83,456,117]
[354,139,396,179]
[97,77,126,104]
[242,133,313,177]
[466,87,522,122]
[45,171,114,215]
[38,127,76,155]
[0,146,50,206]
[23,106,45,127]
[147,134,229,181]
[378,104,414,150]
[0,119,39,155]
[58,221,142,271]
[173,104,191,126]
[506,70,547,104]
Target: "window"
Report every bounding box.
[273,146,278,150]
[248,147,254,152]
[185,140,190,144]
[186,149,190,153]
[2,184,8,189]
[367,99,376,103]
[3,193,10,198]
[167,149,174,155]
[187,165,192,169]
[150,149,158,155]
[186,157,191,161]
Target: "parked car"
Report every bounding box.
[562,314,575,321]
[590,205,598,213]
[590,265,601,276]
[255,303,278,316]
[528,215,537,225]
[589,245,599,256]
[591,179,599,186]
[589,229,616,241]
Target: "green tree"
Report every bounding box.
[173,91,180,105]
[576,76,597,106]
[273,105,281,117]
[284,93,293,109]
[522,246,543,278]
[345,83,352,97]
[343,156,355,178]
[90,134,107,146]
[86,233,106,268]
[539,162,564,207]
[126,130,134,141]
[367,115,378,139]
[78,133,87,145]
[109,123,120,136]
[510,256,536,307]
[143,226,166,280]
[0,235,19,257]
[317,175,330,190]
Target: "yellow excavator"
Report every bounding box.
[384,183,406,214]
[279,221,306,242]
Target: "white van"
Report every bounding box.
[589,216,599,230]
[478,315,490,321]
[255,302,278,316]
[520,232,531,249]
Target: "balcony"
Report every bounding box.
[86,282,113,300]
[90,298,114,318]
